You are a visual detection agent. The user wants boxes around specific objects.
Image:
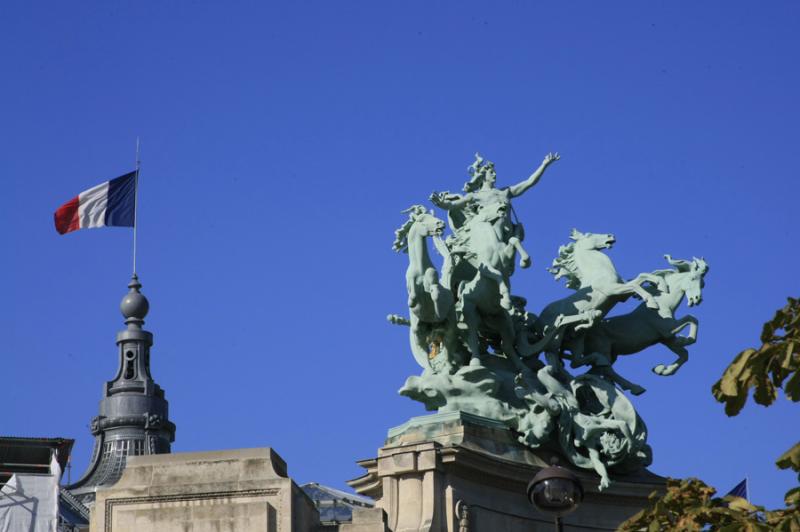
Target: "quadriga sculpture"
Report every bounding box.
[391,152,707,491]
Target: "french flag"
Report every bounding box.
[54,171,137,235]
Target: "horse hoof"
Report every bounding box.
[652,365,665,375]
[631,386,646,396]
[469,357,483,367]
[520,258,531,269]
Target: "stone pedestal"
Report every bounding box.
[90,447,319,532]
[348,412,664,532]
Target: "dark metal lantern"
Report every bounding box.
[527,463,584,517]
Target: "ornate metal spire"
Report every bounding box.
[66,275,176,507]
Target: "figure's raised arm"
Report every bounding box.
[508,152,560,198]
[429,191,469,210]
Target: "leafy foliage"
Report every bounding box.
[620,298,800,530]
[778,443,800,475]
[777,443,800,510]
[711,297,800,416]
[619,478,770,531]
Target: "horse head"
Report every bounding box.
[664,255,709,307]
[570,229,616,251]
[475,201,509,224]
[413,211,446,239]
[393,205,446,252]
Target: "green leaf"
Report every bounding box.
[716,349,757,396]
[777,442,800,472]
[761,315,778,344]
[784,486,800,507]
[753,373,778,406]
[782,342,797,369]
[714,298,800,416]
[785,368,800,402]
[726,495,758,513]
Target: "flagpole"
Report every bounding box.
[133,138,140,275]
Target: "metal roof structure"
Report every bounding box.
[301,482,374,524]
[0,436,73,480]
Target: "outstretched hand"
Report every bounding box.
[543,152,560,166]
[429,191,445,207]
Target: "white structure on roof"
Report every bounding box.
[0,452,60,532]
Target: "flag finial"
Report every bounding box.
[120,274,149,329]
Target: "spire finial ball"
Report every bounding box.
[120,274,149,320]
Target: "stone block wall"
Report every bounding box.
[91,447,319,532]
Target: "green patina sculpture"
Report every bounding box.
[390,152,708,491]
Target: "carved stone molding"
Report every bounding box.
[104,488,281,532]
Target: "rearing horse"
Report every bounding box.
[575,256,709,395]
[392,206,456,368]
[535,229,668,368]
[448,201,531,372]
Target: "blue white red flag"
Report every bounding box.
[725,478,748,500]
[54,171,136,234]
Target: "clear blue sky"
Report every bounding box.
[2,1,798,510]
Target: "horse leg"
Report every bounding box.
[565,333,592,369]
[653,338,689,376]
[480,264,512,310]
[422,265,454,322]
[611,281,659,310]
[570,351,601,369]
[458,295,484,366]
[515,325,538,359]
[591,365,646,396]
[633,272,669,294]
[542,328,565,370]
[508,236,531,268]
[516,331,546,371]
[497,315,535,375]
[670,315,698,346]
[552,310,601,332]
[571,332,610,369]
